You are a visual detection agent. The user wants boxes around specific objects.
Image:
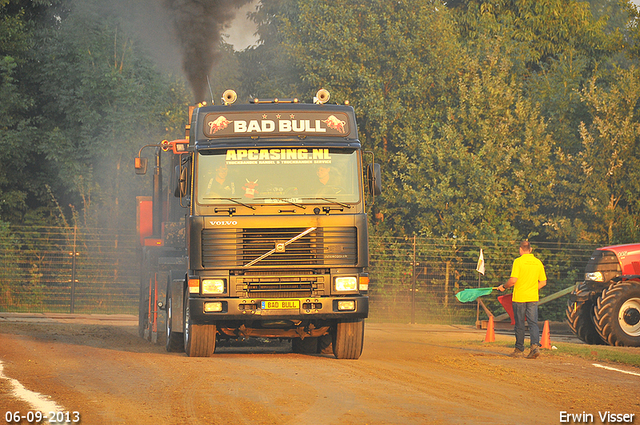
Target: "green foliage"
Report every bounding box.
[575,67,640,243]
[242,0,639,245]
[0,1,53,223]
[452,0,621,67]
[2,0,640,321]
[236,0,304,99]
[29,0,190,229]
[0,224,140,313]
[0,222,48,310]
[5,0,638,244]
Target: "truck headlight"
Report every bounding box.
[202,278,226,294]
[585,272,604,282]
[204,301,223,312]
[337,300,356,311]
[335,276,358,292]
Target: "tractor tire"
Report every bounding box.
[332,319,365,360]
[594,280,640,347]
[292,336,318,354]
[565,299,605,345]
[183,294,216,357]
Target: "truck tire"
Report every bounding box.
[138,287,148,338]
[594,281,640,347]
[165,290,184,352]
[332,319,364,359]
[292,337,318,354]
[565,299,605,345]
[139,272,150,339]
[183,295,216,357]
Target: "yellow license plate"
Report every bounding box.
[261,300,299,310]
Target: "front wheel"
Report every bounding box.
[332,319,364,359]
[183,295,216,357]
[594,280,640,347]
[565,298,605,345]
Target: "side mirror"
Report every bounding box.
[174,164,190,198]
[367,163,382,196]
[134,157,148,175]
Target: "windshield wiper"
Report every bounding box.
[203,197,256,210]
[303,197,352,209]
[254,197,306,209]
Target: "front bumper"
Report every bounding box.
[189,295,368,323]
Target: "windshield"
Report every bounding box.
[196,148,360,206]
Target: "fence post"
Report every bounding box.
[444,261,450,308]
[411,234,416,324]
[70,226,77,314]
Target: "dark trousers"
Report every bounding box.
[512,301,540,351]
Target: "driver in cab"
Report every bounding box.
[206,164,235,196]
[316,165,342,195]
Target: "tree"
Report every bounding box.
[272,0,468,235]
[450,0,620,68]
[30,0,190,229]
[256,0,566,239]
[398,40,557,239]
[0,0,69,223]
[575,67,640,243]
[237,0,304,100]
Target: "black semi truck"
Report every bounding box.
[135,89,381,359]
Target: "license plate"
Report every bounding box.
[261,300,299,310]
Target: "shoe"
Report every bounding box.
[509,348,524,358]
[526,345,540,359]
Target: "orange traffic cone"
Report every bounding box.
[484,315,495,342]
[541,320,551,349]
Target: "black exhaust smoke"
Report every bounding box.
[163,0,251,103]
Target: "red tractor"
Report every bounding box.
[566,243,640,346]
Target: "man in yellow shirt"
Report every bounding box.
[498,241,547,359]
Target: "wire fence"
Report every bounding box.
[0,225,140,314]
[368,236,597,324]
[0,225,598,323]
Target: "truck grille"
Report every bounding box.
[234,272,325,298]
[244,281,315,298]
[202,227,357,268]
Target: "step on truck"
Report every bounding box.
[134,89,381,358]
[566,243,640,346]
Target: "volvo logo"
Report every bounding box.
[209,220,238,226]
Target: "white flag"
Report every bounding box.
[476,249,485,275]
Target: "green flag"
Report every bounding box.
[455,287,496,303]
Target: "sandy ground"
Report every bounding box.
[0,314,639,425]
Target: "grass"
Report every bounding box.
[548,342,640,368]
[468,339,640,368]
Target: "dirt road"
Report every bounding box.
[1,314,639,425]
